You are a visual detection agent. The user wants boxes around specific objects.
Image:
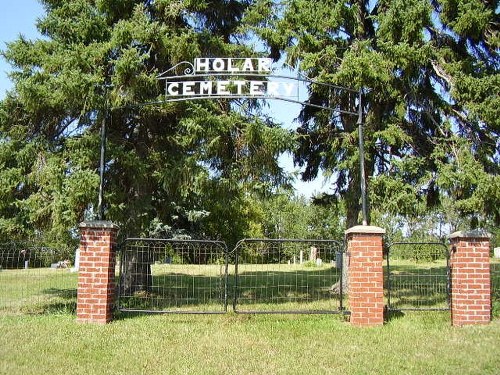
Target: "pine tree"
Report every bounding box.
[0,0,294,245]
[244,0,499,229]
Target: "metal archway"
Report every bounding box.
[98,58,368,225]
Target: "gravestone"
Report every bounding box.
[71,248,80,272]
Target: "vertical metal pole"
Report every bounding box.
[357,89,368,226]
[233,247,239,312]
[97,97,107,221]
[339,249,344,311]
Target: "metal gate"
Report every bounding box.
[492,260,500,317]
[232,239,346,314]
[385,241,450,311]
[117,237,346,315]
[117,238,228,314]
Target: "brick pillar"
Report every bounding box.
[449,230,491,326]
[77,221,119,324]
[345,225,386,327]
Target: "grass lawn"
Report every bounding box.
[0,268,77,314]
[118,262,345,313]
[1,312,499,375]
[1,258,499,374]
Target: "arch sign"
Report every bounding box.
[158,57,301,102]
[100,57,368,225]
[155,57,367,224]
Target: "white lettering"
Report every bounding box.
[212,58,225,72]
[192,57,274,74]
[267,82,280,96]
[165,80,298,98]
[242,58,255,72]
[233,80,246,95]
[227,59,239,72]
[195,58,210,72]
[250,81,264,95]
[182,81,195,95]
[167,82,179,96]
[199,81,212,95]
[283,82,296,97]
[217,81,230,95]
[258,58,272,72]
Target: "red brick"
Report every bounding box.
[346,227,385,327]
[449,233,491,327]
[77,222,118,324]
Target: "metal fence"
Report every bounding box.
[232,239,346,314]
[0,242,77,314]
[4,236,499,319]
[117,238,228,314]
[492,260,500,317]
[385,241,450,311]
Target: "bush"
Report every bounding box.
[389,243,448,262]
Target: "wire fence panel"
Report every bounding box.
[385,242,450,311]
[117,238,228,314]
[232,239,346,314]
[0,243,77,315]
[492,259,500,318]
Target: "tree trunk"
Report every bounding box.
[120,248,152,296]
[330,175,362,295]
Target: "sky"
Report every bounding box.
[0,0,330,198]
[0,0,44,98]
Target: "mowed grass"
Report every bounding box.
[1,260,500,374]
[385,258,449,310]
[119,262,344,313]
[1,312,500,374]
[0,268,77,314]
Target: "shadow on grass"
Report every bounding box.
[384,308,405,323]
[18,288,77,315]
[117,266,344,314]
[385,263,449,310]
[233,267,343,312]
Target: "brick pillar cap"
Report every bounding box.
[79,220,119,230]
[345,225,385,235]
[448,229,491,240]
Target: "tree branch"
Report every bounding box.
[430,60,453,89]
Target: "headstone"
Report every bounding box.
[71,248,80,272]
[494,247,500,258]
[309,246,318,261]
[335,252,343,269]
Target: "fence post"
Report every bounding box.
[345,225,386,327]
[449,230,491,326]
[77,221,119,324]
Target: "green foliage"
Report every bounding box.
[0,0,297,245]
[389,243,448,263]
[254,190,345,240]
[244,0,499,229]
[0,0,498,245]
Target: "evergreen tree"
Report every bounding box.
[0,0,294,245]
[244,0,499,229]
